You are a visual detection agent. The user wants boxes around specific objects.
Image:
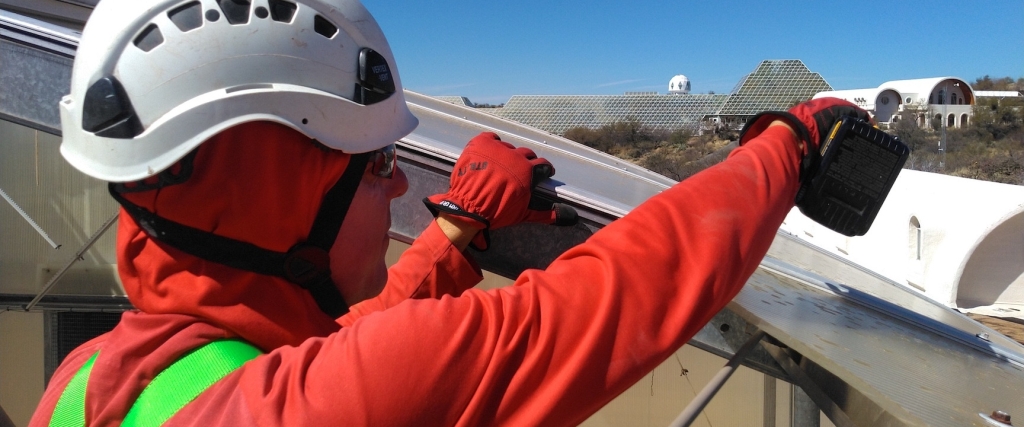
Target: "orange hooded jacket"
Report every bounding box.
[31,121,802,426]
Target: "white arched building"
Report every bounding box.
[780,169,1024,319]
[814,77,974,128]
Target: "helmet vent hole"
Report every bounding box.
[205,9,220,22]
[267,0,296,23]
[313,15,338,38]
[133,24,164,52]
[168,1,203,32]
[301,118,308,124]
[254,6,268,19]
[216,0,251,25]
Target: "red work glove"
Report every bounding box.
[424,132,578,251]
[738,97,873,180]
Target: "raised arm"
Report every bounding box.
[338,216,484,326]
[246,100,868,426]
[339,131,577,325]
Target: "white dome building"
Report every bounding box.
[668,75,690,94]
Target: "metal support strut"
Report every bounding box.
[0,186,60,249]
[23,212,119,311]
[669,330,767,427]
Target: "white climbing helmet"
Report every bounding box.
[59,0,418,182]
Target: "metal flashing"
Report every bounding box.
[0,8,79,56]
[0,10,76,134]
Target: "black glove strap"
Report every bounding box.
[422,197,492,251]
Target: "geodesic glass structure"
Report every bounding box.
[495,94,728,135]
[482,60,833,134]
[717,60,834,116]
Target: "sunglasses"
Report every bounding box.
[370,143,397,179]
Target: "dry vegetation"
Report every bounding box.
[563,118,738,182]
[563,76,1024,186]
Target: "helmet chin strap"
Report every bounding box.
[111,151,373,318]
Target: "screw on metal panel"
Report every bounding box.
[977,332,991,341]
[992,411,1011,425]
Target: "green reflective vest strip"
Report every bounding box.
[49,339,262,427]
[49,352,99,427]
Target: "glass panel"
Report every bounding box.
[0,119,122,297]
[491,60,833,135]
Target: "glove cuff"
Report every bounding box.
[739,112,813,151]
[422,197,492,251]
[738,111,820,189]
[551,203,579,227]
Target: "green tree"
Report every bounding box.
[972,75,1021,91]
[892,106,933,151]
[974,75,995,90]
[563,126,606,152]
[971,98,1023,140]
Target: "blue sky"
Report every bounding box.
[362,0,1023,105]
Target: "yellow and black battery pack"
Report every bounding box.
[795,117,910,236]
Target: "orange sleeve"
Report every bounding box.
[337,220,483,327]
[240,125,803,426]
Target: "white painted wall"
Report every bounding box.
[780,169,1024,312]
[0,311,44,427]
[874,90,901,123]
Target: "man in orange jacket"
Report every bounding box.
[31,0,870,425]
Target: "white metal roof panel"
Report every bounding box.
[751,230,1024,425]
[976,90,1023,98]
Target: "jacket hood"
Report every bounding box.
[116,121,352,350]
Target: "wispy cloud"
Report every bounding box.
[595,79,645,88]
